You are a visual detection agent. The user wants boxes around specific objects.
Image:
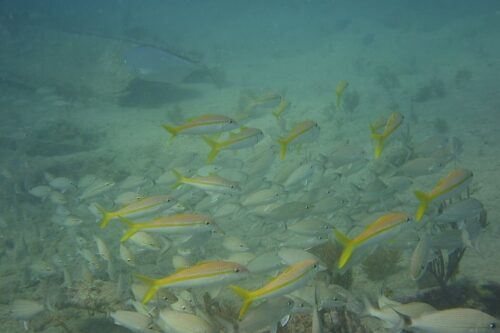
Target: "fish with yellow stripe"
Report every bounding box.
[414,168,473,222]
[370,112,404,159]
[135,260,249,304]
[162,114,238,138]
[277,120,320,160]
[202,127,264,163]
[97,195,177,229]
[335,80,349,109]
[333,212,411,269]
[230,259,321,319]
[171,169,241,194]
[272,97,289,120]
[118,213,222,242]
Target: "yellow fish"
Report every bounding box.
[135,261,248,304]
[119,213,221,242]
[203,127,264,163]
[230,259,321,319]
[333,212,411,269]
[162,114,238,138]
[241,92,281,114]
[277,120,319,160]
[370,112,404,159]
[335,80,349,108]
[171,169,241,193]
[272,97,289,120]
[97,195,176,229]
[414,169,473,221]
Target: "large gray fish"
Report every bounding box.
[123,46,199,84]
[399,308,499,333]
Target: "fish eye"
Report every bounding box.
[333,296,338,301]
[287,300,293,307]
[313,264,318,269]
[406,217,411,222]
[234,268,240,273]
[181,305,186,310]
[490,323,496,329]
[205,221,211,225]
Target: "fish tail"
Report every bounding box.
[203,136,220,164]
[414,190,430,222]
[96,204,113,229]
[134,274,159,304]
[171,169,186,189]
[229,285,254,320]
[277,139,288,160]
[118,217,139,242]
[162,124,178,138]
[333,229,354,269]
[371,133,385,159]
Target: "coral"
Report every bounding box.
[361,246,402,281]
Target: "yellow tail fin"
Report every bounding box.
[118,217,139,242]
[162,124,179,138]
[96,204,113,229]
[135,274,159,304]
[203,136,220,164]
[371,133,385,159]
[229,285,254,320]
[333,229,354,269]
[171,169,186,189]
[277,139,287,160]
[414,190,430,222]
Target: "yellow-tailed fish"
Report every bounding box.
[335,80,349,108]
[333,212,411,269]
[135,260,248,304]
[97,194,176,229]
[230,259,321,319]
[202,127,264,163]
[162,114,238,138]
[414,168,473,222]
[171,169,241,194]
[119,214,220,242]
[370,112,404,159]
[272,97,289,120]
[241,92,282,114]
[277,120,319,160]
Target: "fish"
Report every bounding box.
[203,127,264,163]
[118,214,220,242]
[10,299,45,320]
[135,260,248,304]
[110,310,156,333]
[79,179,115,201]
[239,92,282,115]
[93,236,112,262]
[312,286,323,333]
[171,169,240,194]
[277,120,320,160]
[128,231,162,251]
[364,297,437,329]
[397,308,500,333]
[230,259,321,319]
[97,194,176,228]
[241,187,282,207]
[272,97,289,119]
[119,244,135,266]
[162,114,238,138]
[370,112,404,159]
[335,80,349,108]
[123,45,199,84]
[49,177,76,192]
[156,309,216,333]
[222,236,249,252]
[333,212,411,269]
[287,217,332,236]
[414,169,473,221]
[28,185,52,199]
[410,234,431,280]
[238,297,295,333]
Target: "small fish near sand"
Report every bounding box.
[162,114,238,139]
[370,112,404,159]
[277,120,320,160]
[414,168,473,221]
